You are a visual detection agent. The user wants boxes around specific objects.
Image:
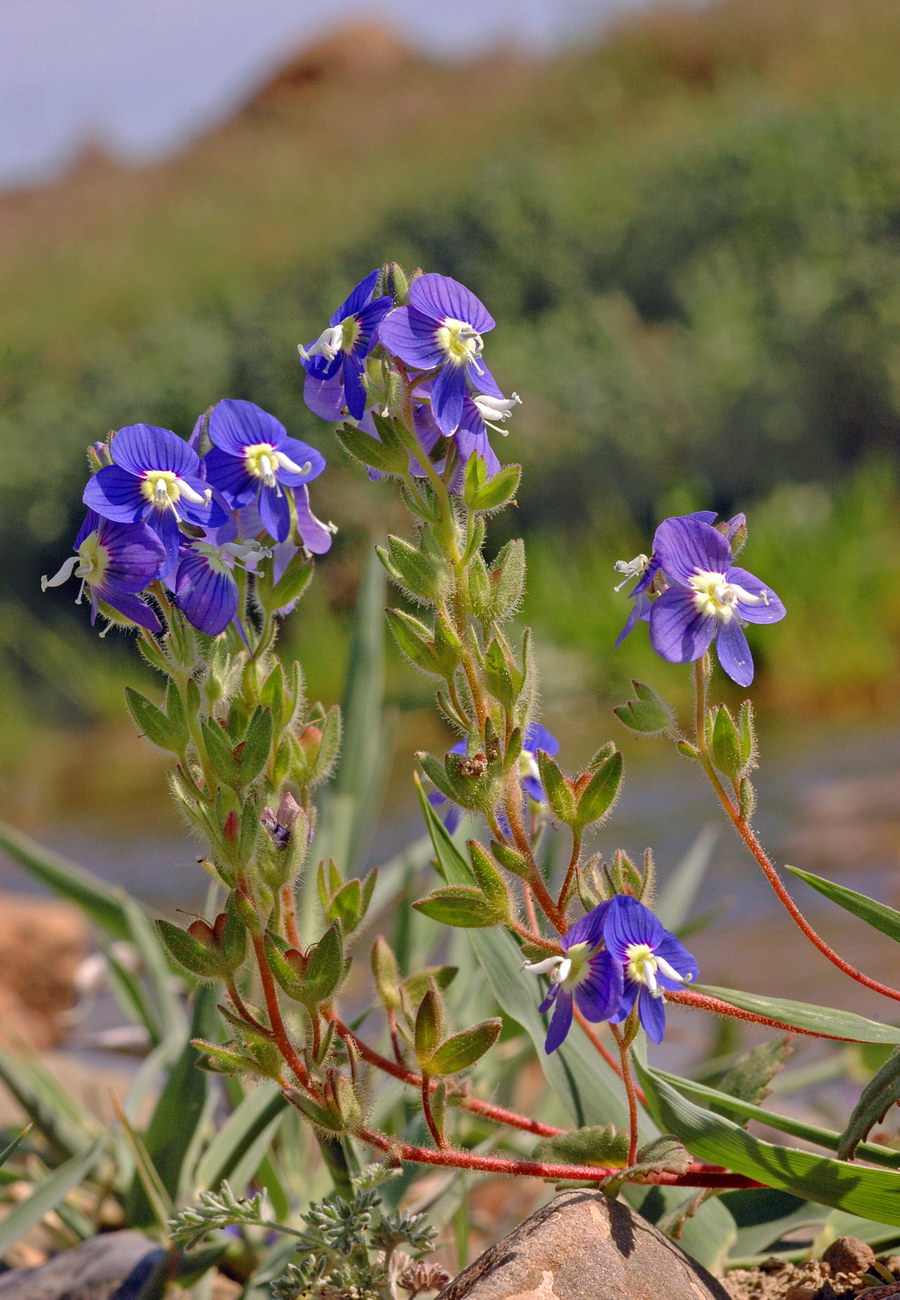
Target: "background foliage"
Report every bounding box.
[2,0,899,806]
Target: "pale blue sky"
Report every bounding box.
[0,0,660,189]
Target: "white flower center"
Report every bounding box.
[140,470,209,514]
[613,553,649,592]
[688,569,769,622]
[243,442,311,489]
[624,942,691,998]
[436,317,484,369]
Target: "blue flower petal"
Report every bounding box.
[465,357,504,400]
[354,297,393,357]
[341,352,368,421]
[208,400,287,456]
[575,950,623,1022]
[614,591,650,649]
[303,370,346,421]
[716,617,754,687]
[564,900,611,950]
[524,723,559,757]
[654,933,700,989]
[330,269,380,326]
[379,306,447,370]
[637,989,667,1044]
[653,516,731,586]
[83,465,146,522]
[727,566,786,624]
[175,550,238,636]
[203,446,258,507]
[150,509,182,579]
[99,589,163,634]
[544,987,573,1054]
[259,484,291,543]
[111,424,198,478]
[603,895,665,960]
[650,586,716,664]
[100,522,166,593]
[409,274,494,335]
[293,485,334,555]
[278,436,326,485]
[431,363,468,437]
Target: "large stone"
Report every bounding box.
[0,1230,167,1299]
[438,1189,732,1300]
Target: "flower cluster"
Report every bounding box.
[525,895,698,1052]
[615,512,785,685]
[299,268,521,490]
[43,400,333,637]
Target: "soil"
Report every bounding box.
[725,1240,900,1300]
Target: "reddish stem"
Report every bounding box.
[693,660,900,1004]
[325,1011,563,1137]
[573,1008,639,1091]
[356,1124,760,1188]
[667,986,862,1040]
[248,924,313,1092]
[225,981,274,1039]
[611,1025,640,1166]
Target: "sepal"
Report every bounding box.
[336,419,408,476]
[573,748,623,830]
[614,681,675,735]
[377,534,444,604]
[462,454,521,513]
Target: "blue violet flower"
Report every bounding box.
[83,424,227,575]
[378,273,505,436]
[523,902,623,1054]
[649,515,785,686]
[203,399,325,544]
[42,510,166,633]
[299,269,392,421]
[603,895,698,1044]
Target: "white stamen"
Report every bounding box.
[298,324,344,364]
[517,748,540,785]
[41,556,81,590]
[613,554,649,592]
[656,956,692,985]
[178,480,212,507]
[522,954,565,976]
[258,454,277,488]
[275,451,312,477]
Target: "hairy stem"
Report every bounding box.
[356,1124,760,1188]
[611,1024,640,1165]
[693,659,900,1003]
[325,1011,562,1137]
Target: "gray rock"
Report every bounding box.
[0,1230,167,1299]
[438,1190,732,1300]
